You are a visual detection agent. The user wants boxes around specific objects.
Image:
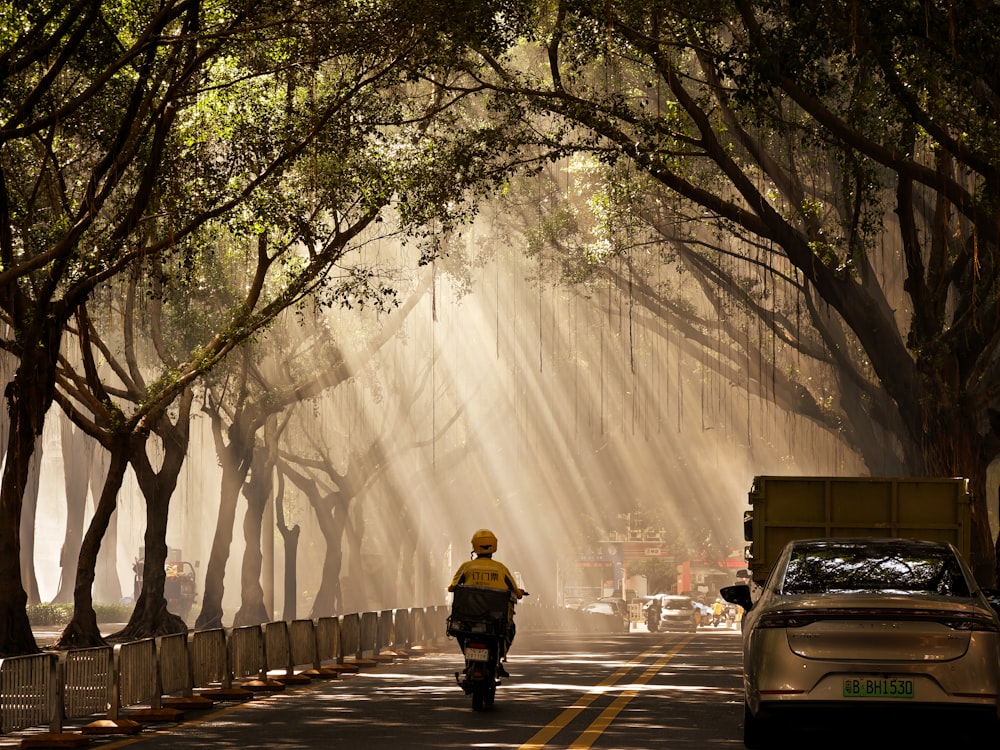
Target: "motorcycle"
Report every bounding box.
[644,603,660,633]
[447,585,527,711]
[725,604,737,627]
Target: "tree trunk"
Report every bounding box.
[113,396,192,640]
[342,506,365,614]
[916,394,997,586]
[0,340,61,655]
[55,436,131,650]
[89,448,121,604]
[20,445,42,604]
[385,489,417,606]
[53,419,96,604]
[232,444,271,627]
[310,495,349,618]
[197,410,255,629]
[275,474,299,622]
[952,459,996,587]
[278,463,348,619]
[280,524,299,622]
[112,478,186,640]
[0,432,39,654]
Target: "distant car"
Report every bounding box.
[563,597,584,610]
[659,595,698,632]
[722,537,1000,748]
[597,596,629,620]
[598,595,628,612]
[581,600,630,632]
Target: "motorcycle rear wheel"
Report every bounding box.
[472,684,486,711]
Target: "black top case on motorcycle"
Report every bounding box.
[447,586,512,637]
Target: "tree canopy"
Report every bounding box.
[0,0,539,654]
[466,0,1000,579]
[2,0,999,656]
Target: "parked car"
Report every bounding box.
[722,537,1000,748]
[659,595,698,632]
[598,595,629,613]
[602,596,631,624]
[581,600,630,632]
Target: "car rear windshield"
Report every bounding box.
[780,542,972,596]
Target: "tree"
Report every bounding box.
[627,559,676,595]
[1,0,539,655]
[194,268,433,626]
[472,0,1000,581]
[53,291,198,647]
[1,0,216,653]
[52,418,121,607]
[517,161,907,476]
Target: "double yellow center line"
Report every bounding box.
[519,634,695,749]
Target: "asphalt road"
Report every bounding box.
[16,624,963,749]
[11,627,747,750]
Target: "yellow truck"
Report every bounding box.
[743,476,972,586]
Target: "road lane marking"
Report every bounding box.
[518,636,693,750]
[517,644,665,749]
[568,635,693,749]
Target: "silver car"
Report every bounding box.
[580,600,629,632]
[722,537,1000,748]
[659,595,698,632]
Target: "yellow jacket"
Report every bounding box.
[449,555,524,598]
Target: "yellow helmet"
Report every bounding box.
[471,529,498,555]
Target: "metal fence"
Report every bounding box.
[1,601,615,738]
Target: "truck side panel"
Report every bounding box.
[746,476,971,584]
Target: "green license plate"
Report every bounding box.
[843,676,914,698]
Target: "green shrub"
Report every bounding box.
[28,603,134,626]
[95,604,134,623]
[27,604,72,626]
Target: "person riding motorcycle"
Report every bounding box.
[711,597,725,626]
[448,529,525,677]
[644,596,662,632]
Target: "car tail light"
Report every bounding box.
[757,612,820,628]
[757,607,1000,631]
[941,611,1000,632]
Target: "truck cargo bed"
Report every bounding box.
[745,476,971,584]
